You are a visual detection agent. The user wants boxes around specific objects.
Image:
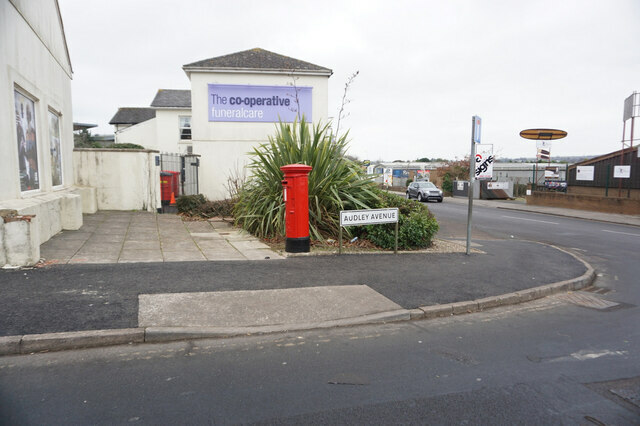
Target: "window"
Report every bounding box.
[49,110,63,186]
[179,116,191,140]
[15,89,40,191]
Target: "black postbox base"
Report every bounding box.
[285,236,310,253]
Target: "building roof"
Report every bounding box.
[182,48,332,76]
[150,89,191,108]
[109,108,156,125]
[73,122,97,131]
[570,145,638,169]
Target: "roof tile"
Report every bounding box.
[150,89,191,108]
[109,108,156,125]
[183,48,331,74]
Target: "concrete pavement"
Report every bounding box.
[39,211,283,264]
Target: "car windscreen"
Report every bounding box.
[417,182,436,189]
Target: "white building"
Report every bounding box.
[111,48,332,200]
[1,0,86,266]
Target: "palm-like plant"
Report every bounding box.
[234,118,379,240]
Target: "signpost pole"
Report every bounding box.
[466,116,480,255]
[339,226,343,255]
[394,221,398,254]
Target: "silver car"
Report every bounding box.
[406,181,443,202]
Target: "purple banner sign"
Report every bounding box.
[208,84,312,122]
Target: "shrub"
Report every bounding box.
[362,192,439,250]
[75,140,103,148]
[176,194,235,218]
[513,183,528,197]
[176,194,206,215]
[234,118,379,240]
[110,143,145,149]
[442,174,453,193]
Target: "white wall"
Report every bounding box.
[114,109,191,154]
[189,72,329,200]
[73,149,161,212]
[0,0,74,201]
[154,108,192,153]
[115,117,157,149]
[0,0,84,264]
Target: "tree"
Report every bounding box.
[432,159,470,193]
[73,130,102,148]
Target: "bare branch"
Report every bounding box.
[334,70,359,142]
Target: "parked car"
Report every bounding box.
[406,181,443,202]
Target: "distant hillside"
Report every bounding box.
[496,156,593,164]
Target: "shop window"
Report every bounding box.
[179,116,191,140]
[49,110,63,187]
[14,89,40,191]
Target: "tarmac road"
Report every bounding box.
[1,199,639,424]
[1,239,583,336]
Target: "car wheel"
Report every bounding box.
[417,193,423,202]
[438,198,443,203]
[406,192,410,199]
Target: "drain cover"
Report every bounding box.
[556,292,620,310]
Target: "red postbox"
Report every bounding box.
[281,164,312,253]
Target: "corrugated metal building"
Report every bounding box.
[567,146,639,199]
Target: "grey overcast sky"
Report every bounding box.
[58,0,640,161]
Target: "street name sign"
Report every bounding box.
[340,208,399,227]
[472,116,482,144]
[339,208,399,254]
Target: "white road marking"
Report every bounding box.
[570,349,628,361]
[545,349,629,363]
[601,229,640,237]
[501,215,559,225]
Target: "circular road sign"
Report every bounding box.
[519,129,567,140]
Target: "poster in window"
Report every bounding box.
[15,90,39,191]
[49,111,63,186]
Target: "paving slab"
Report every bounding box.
[194,239,231,250]
[123,240,161,250]
[119,249,164,263]
[68,255,119,264]
[191,232,225,240]
[39,212,299,264]
[76,242,123,254]
[86,234,126,244]
[125,232,160,241]
[49,231,93,241]
[229,240,273,250]
[41,239,86,251]
[138,285,404,328]
[161,240,198,250]
[184,221,214,232]
[201,250,246,261]
[162,250,206,262]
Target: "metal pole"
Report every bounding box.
[338,226,343,255]
[466,117,476,256]
[628,116,635,199]
[394,220,398,254]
